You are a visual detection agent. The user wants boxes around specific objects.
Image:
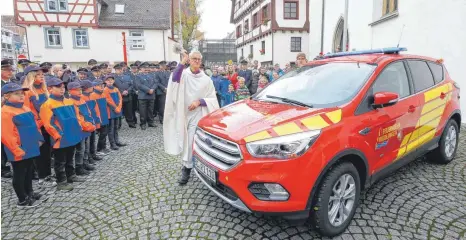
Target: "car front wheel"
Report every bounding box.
[310,162,361,237]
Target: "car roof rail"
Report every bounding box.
[323,47,407,59]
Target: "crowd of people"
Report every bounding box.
[1,51,309,207]
[206,52,309,107]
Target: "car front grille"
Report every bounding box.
[193,128,242,171]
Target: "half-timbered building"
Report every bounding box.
[231,0,310,66]
[14,0,177,68]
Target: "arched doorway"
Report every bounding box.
[332,17,349,53]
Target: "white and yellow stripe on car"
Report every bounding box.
[395,83,452,160]
[243,109,342,143]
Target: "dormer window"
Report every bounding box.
[115,4,125,14]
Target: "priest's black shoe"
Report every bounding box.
[116,142,127,147]
[178,167,192,185]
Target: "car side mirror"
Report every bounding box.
[372,91,399,109]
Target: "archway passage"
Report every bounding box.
[333,17,349,53]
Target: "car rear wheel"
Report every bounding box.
[310,162,360,237]
[428,119,459,164]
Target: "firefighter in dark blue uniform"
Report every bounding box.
[130,63,139,124]
[151,63,160,118]
[134,62,158,130]
[114,63,136,128]
[87,59,98,78]
[88,66,102,82]
[39,62,54,81]
[15,59,31,82]
[155,61,170,124]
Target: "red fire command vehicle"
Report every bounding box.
[194,48,461,236]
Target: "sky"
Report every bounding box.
[1,0,235,39]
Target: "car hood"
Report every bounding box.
[198,99,342,144]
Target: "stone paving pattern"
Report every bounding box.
[1,124,466,240]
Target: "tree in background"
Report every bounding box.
[174,0,203,50]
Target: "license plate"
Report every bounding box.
[194,157,217,184]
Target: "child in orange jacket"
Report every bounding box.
[21,65,55,189]
[90,79,110,155]
[103,74,126,150]
[81,80,103,162]
[68,81,96,176]
[1,83,45,207]
[39,77,95,191]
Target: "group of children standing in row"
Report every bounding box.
[1,65,125,207]
[211,67,270,107]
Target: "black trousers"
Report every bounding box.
[108,118,119,146]
[35,127,52,179]
[11,158,35,202]
[1,144,10,174]
[122,98,134,125]
[97,125,108,151]
[89,131,97,155]
[138,99,154,126]
[53,146,75,183]
[153,96,159,117]
[132,93,138,122]
[216,94,221,106]
[157,93,166,122]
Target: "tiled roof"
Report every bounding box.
[98,0,171,29]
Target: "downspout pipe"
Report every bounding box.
[320,0,325,54]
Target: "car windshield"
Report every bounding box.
[255,62,376,108]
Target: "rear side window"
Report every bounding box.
[427,62,444,84]
[408,60,435,93]
[372,61,410,98]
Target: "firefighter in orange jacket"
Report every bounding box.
[80,80,103,162]
[68,81,96,176]
[1,83,45,207]
[103,74,126,150]
[39,77,95,191]
[21,65,56,188]
[90,79,110,155]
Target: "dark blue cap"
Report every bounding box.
[139,62,150,68]
[113,64,122,69]
[80,80,93,89]
[67,81,81,90]
[93,80,104,86]
[46,77,64,87]
[91,66,100,72]
[88,59,97,65]
[23,66,43,76]
[39,62,52,69]
[1,83,29,96]
[18,59,31,65]
[77,67,89,73]
[103,74,115,81]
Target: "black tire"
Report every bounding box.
[310,162,361,237]
[427,119,459,164]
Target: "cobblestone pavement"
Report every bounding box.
[2,123,466,240]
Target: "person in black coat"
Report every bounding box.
[238,59,253,94]
[129,63,139,124]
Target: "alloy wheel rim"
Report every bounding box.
[444,126,457,158]
[328,174,356,227]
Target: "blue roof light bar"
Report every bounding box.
[323,47,407,58]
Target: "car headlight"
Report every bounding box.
[246,130,320,159]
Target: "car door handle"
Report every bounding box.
[440,92,446,99]
[408,105,416,113]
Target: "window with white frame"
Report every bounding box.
[129,31,144,50]
[290,37,301,52]
[46,0,68,12]
[44,28,62,48]
[73,29,89,48]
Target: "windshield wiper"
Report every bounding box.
[265,95,313,108]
